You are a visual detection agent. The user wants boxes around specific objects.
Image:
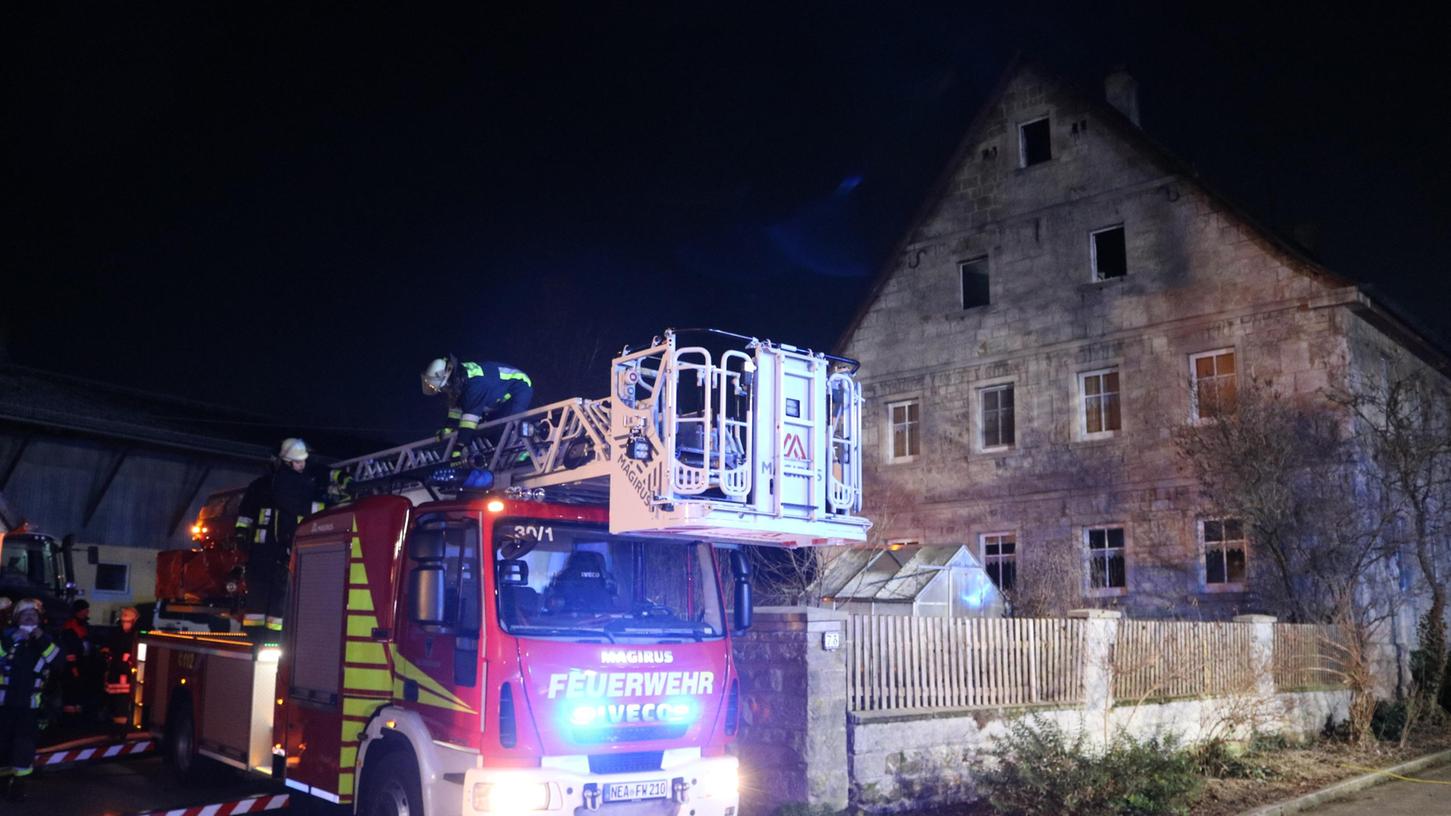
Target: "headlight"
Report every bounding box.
[696,765,738,800]
[472,779,559,812]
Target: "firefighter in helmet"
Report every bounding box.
[234,438,325,631]
[0,598,59,801]
[421,356,533,459]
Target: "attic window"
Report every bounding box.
[1019,117,1052,166]
[1091,225,1127,280]
[960,257,989,309]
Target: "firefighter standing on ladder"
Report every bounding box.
[234,438,325,631]
[421,356,533,459]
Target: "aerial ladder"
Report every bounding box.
[330,328,870,547]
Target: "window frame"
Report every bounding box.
[885,397,921,464]
[980,531,1018,593]
[1199,518,1248,592]
[959,256,990,310]
[1018,116,1052,168]
[93,562,131,594]
[1089,224,1127,281]
[1189,348,1238,422]
[1078,367,1122,439]
[978,382,1016,452]
[1083,525,1128,596]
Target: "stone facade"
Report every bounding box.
[838,63,1448,619]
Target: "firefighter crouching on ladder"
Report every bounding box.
[234,438,327,631]
[421,356,534,461]
[0,599,59,802]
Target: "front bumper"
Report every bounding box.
[462,754,738,816]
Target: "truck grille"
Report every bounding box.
[570,724,688,745]
[588,751,664,775]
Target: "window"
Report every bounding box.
[960,257,989,309]
[981,533,1017,591]
[94,563,129,593]
[1019,117,1052,166]
[980,384,1015,450]
[494,522,725,639]
[1190,349,1238,420]
[887,399,920,462]
[1091,225,1127,280]
[1080,369,1121,436]
[1085,527,1126,590]
[1202,519,1247,587]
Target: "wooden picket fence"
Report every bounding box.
[847,615,1086,712]
[1273,623,1343,690]
[1112,621,1257,702]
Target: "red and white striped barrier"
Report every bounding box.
[132,793,290,816]
[37,738,155,767]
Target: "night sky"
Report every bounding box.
[5,4,1447,451]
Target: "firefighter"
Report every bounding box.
[0,599,59,801]
[420,356,533,460]
[100,607,140,735]
[58,599,97,718]
[234,438,325,631]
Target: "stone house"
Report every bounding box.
[836,60,1450,620]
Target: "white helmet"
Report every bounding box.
[421,357,454,395]
[14,598,42,615]
[279,438,310,463]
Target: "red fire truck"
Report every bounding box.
[138,329,868,816]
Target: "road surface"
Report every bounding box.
[1300,760,1451,815]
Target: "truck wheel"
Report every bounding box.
[163,699,202,784]
[365,751,424,816]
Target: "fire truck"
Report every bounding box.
[138,329,869,816]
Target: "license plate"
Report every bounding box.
[605,779,670,802]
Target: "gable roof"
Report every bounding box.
[832,58,1448,373]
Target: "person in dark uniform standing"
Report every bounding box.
[234,438,325,632]
[0,599,59,802]
[100,607,140,735]
[58,599,97,719]
[420,356,533,460]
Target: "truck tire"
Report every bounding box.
[364,750,425,816]
[163,697,203,784]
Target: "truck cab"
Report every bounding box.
[0,530,78,618]
[267,493,744,816]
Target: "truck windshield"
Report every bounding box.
[494,521,725,642]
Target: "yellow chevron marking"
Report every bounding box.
[346,615,377,638]
[347,588,375,611]
[344,668,392,693]
[388,645,477,714]
[349,562,369,584]
[345,641,388,666]
[343,698,382,718]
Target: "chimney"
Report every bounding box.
[1104,68,1140,127]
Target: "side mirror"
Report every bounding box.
[409,528,445,561]
[409,564,446,625]
[499,559,528,586]
[730,550,752,633]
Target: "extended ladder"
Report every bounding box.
[330,330,869,547]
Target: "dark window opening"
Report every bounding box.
[1020,118,1052,166]
[960,258,989,309]
[1087,527,1126,589]
[95,563,129,593]
[1092,226,1127,280]
[981,385,1015,449]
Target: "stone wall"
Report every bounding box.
[733,607,850,816]
[735,608,1353,815]
[847,689,1349,813]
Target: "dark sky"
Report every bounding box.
[4,4,1448,450]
